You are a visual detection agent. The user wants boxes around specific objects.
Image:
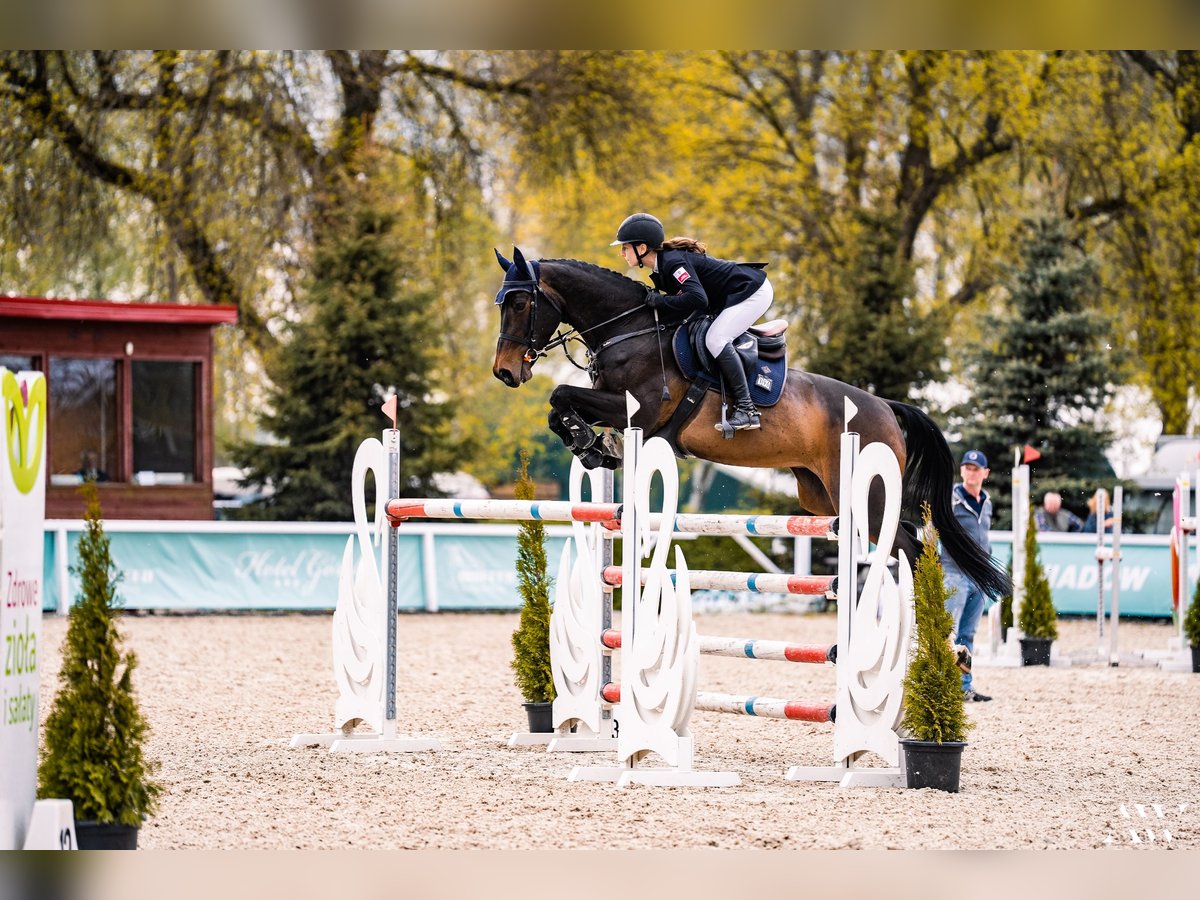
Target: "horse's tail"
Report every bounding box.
[887,400,1012,600]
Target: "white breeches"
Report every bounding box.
[704,279,774,357]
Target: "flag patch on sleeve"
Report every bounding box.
[673,266,691,284]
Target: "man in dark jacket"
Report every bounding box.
[944,449,995,702]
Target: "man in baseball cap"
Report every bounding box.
[961,449,988,468]
[944,448,994,701]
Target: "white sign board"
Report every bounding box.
[0,368,47,849]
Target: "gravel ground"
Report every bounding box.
[34,610,1200,851]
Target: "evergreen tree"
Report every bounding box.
[510,451,555,703]
[231,158,468,520]
[957,216,1121,527]
[38,484,161,826]
[1017,504,1059,640]
[807,210,947,401]
[901,510,970,743]
[1184,576,1200,648]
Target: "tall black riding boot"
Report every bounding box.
[712,344,761,432]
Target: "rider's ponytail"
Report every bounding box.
[662,237,708,255]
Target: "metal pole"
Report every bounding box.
[1008,462,1029,655]
[1096,489,1106,654]
[1109,486,1123,667]
[384,426,399,738]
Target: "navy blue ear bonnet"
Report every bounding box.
[494,246,540,305]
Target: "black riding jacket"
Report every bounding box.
[648,248,768,316]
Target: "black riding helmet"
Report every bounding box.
[611,213,665,267]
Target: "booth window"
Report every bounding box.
[132,360,196,484]
[48,357,118,483]
[0,353,36,372]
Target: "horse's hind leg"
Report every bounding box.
[790,467,836,516]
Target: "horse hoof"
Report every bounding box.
[599,454,622,471]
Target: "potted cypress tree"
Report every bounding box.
[900,512,972,792]
[37,483,161,849]
[1017,504,1058,666]
[1184,577,1200,674]
[510,450,556,732]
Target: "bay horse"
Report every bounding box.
[490,247,1009,600]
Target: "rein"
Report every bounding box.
[501,280,658,372]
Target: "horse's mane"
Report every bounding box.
[540,258,647,297]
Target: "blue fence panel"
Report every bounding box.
[42,521,575,612]
[41,522,1182,616]
[988,532,1180,618]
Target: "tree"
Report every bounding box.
[1017,505,1059,641]
[805,209,946,399]
[510,451,555,704]
[901,513,970,744]
[1048,52,1200,433]
[957,216,1120,526]
[230,153,468,520]
[662,52,1044,392]
[38,484,161,826]
[0,51,642,355]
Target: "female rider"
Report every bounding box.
[611,212,772,432]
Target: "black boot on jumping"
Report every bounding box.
[713,344,760,433]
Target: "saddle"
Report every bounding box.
[655,317,790,458]
[672,316,789,407]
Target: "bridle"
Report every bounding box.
[495,270,570,365]
[496,264,650,371]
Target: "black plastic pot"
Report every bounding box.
[75,821,139,850]
[900,739,966,792]
[1190,644,1199,673]
[1020,636,1053,666]
[522,701,554,733]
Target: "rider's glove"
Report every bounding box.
[645,290,667,310]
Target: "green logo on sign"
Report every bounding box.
[2,370,46,494]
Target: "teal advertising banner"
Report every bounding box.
[43,521,571,613]
[987,532,1183,618]
[40,521,1184,617]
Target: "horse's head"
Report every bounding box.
[491,246,563,388]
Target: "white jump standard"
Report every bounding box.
[298,394,913,790]
[553,397,914,788]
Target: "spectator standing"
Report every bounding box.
[1083,488,1115,534]
[1034,491,1084,532]
[943,449,994,702]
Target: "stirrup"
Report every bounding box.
[714,406,760,433]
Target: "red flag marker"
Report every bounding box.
[1022,444,1042,463]
[381,394,398,428]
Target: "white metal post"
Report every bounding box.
[1108,486,1122,667]
[1096,489,1107,654]
[1006,461,1029,659]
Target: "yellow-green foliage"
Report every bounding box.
[1018,505,1059,640]
[37,484,161,825]
[901,513,971,744]
[510,450,556,703]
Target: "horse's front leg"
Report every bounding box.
[548,385,628,470]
